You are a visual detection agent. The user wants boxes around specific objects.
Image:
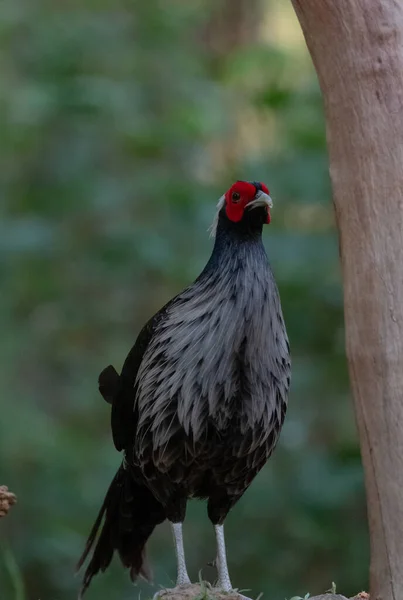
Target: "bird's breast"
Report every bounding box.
[135,257,289,461]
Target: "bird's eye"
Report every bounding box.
[231,191,241,203]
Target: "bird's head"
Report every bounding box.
[210,181,272,237]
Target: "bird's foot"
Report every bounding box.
[216,576,232,592]
[215,579,253,600]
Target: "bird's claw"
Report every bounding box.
[215,583,253,600]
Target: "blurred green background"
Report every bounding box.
[0,1,368,599]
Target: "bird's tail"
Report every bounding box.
[77,464,165,597]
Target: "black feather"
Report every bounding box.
[78,201,290,593]
[77,465,165,598]
[98,365,119,404]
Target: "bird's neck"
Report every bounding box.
[215,212,263,242]
[201,214,267,279]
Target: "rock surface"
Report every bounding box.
[152,583,368,600]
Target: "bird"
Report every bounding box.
[77,180,291,597]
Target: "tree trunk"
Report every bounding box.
[290,2,403,600]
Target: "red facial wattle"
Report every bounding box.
[265,209,271,225]
[260,183,271,224]
[224,181,271,224]
[224,181,256,222]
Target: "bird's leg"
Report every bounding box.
[170,522,191,586]
[214,524,232,591]
[152,523,191,600]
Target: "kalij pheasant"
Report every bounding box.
[78,180,291,596]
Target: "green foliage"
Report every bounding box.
[1,545,26,600]
[0,1,368,600]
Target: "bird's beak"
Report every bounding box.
[246,190,273,211]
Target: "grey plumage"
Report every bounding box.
[135,232,289,475]
[78,181,291,595]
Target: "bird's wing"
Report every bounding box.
[98,365,120,405]
[108,317,157,451]
[101,298,177,452]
